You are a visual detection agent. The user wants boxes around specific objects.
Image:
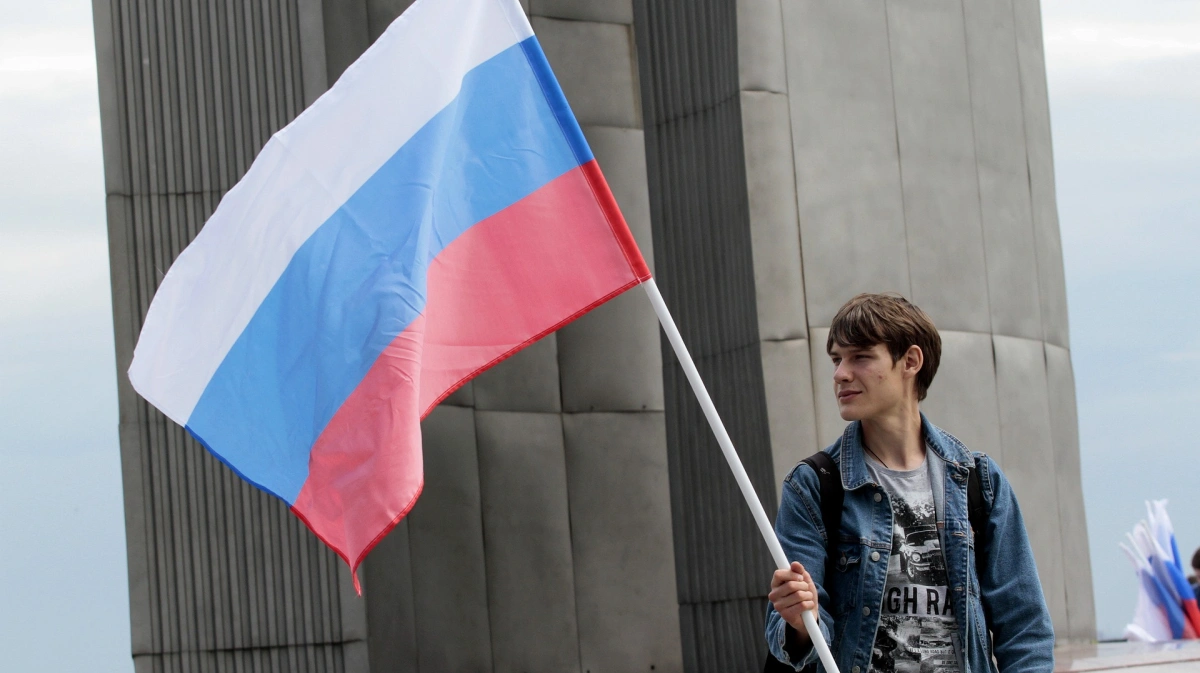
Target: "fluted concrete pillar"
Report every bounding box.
[768,0,1094,643]
[93,0,372,670]
[357,3,683,673]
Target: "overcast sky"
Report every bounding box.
[0,0,1197,670]
[1042,0,1200,641]
[0,1,129,672]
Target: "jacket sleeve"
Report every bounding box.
[765,463,836,671]
[976,455,1056,672]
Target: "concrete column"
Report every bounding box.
[93,0,370,670]
[775,0,1095,643]
[359,3,682,672]
[634,2,779,670]
[736,0,821,496]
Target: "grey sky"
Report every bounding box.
[1042,0,1200,639]
[0,0,130,672]
[0,0,1195,669]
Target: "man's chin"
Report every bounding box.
[837,403,865,422]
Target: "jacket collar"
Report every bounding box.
[838,412,973,490]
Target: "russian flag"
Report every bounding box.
[1148,501,1200,636]
[127,0,650,587]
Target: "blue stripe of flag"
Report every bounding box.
[186,37,591,503]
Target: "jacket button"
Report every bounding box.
[862,606,871,616]
[870,551,880,562]
[873,493,883,503]
[853,667,861,673]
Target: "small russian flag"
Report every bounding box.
[128,0,649,589]
[1123,501,1200,641]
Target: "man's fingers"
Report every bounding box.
[773,592,804,611]
[772,580,811,599]
[769,580,809,598]
[797,565,819,610]
[796,566,820,624]
[772,562,818,622]
[769,579,814,610]
[780,601,815,619]
[771,568,802,588]
[798,564,815,586]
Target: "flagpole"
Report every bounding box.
[642,278,839,673]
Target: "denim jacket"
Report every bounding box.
[765,415,1055,672]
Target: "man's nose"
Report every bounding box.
[833,362,851,382]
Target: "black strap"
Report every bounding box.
[801,451,843,549]
[966,460,988,582]
[967,462,986,536]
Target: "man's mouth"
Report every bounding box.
[837,390,860,401]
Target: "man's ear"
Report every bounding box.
[903,344,923,378]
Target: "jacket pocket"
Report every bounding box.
[829,542,862,617]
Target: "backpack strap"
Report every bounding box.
[800,451,843,549]
[967,463,986,536]
[966,456,991,582]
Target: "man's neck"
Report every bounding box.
[860,404,924,471]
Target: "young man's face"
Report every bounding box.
[828,342,918,421]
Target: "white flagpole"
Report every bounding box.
[642,278,840,673]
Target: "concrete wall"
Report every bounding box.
[747,0,1095,644]
[633,2,780,670]
[359,9,684,673]
[92,1,371,671]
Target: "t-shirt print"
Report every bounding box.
[865,454,960,673]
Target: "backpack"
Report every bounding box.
[763,451,989,673]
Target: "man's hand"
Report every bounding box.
[769,561,818,642]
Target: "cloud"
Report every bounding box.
[1043,12,1200,99]
[0,31,96,74]
[0,14,105,238]
[1045,22,1200,68]
[1040,0,1200,99]
[0,230,110,319]
[0,0,114,442]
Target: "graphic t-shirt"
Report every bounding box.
[864,450,960,673]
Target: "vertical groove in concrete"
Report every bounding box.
[635,1,778,669]
[93,0,365,669]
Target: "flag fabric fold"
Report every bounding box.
[128,0,650,587]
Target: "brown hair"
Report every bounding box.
[826,293,942,401]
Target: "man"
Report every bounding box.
[765,294,1054,672]
[1189,548,1200,595]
